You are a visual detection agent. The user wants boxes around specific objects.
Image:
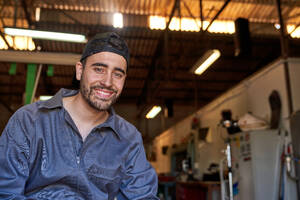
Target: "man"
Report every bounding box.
[0,32,159,200]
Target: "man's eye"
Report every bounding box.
[113,72,124,79]
[94,67,104,73]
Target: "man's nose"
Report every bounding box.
[101,73,113,87]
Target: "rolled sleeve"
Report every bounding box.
[117,136,159,200]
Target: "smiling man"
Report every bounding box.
[0,32,159,200]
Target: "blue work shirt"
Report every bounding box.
[0,88,158,200]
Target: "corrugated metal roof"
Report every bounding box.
[31,0,300,24]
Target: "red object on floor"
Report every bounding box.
[176,181,220,200]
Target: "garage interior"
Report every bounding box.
[0,0,300,199]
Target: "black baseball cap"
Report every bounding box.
[80,32,130,68]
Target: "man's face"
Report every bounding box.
[76,51,127,111]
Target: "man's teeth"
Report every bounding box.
[95,89,114,98]
[99,91,111,95]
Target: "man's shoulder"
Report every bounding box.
[13,102,41,120]
[3,102,44,140]
[11,101,57,125]
[113,114,142,142]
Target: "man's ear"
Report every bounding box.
[75,61,83,81]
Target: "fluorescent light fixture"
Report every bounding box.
[4,27,87,43]
[113,13,123,28]
[39,95,53,101]
[146,106,162,119]
[35,7,41,22]
[190,49,221,75]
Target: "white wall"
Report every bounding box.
[152,58,300,181]
[288,58,300,112]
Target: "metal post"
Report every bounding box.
[31,64,43,103]
[199,0,204,31]
[25,64,37,104]
[226,142,234,200]
[276,1,298,197]
[275,0,293,115]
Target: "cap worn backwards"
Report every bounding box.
[80,32,130,68]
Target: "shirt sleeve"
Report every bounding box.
[0,115,31,199]
[117,134,159,200]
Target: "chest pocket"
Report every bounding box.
[87,164,124,198]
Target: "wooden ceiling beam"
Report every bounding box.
[21,0,32,27]
[0,50,80,65]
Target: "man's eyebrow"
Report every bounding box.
[91,62,108,67]
[114,67,126,75]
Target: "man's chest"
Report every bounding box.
[26,130,129,198]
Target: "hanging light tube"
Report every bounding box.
[146,106,162,119]
[191,49,221,75]
[4,27,87,43]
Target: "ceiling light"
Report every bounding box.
[169,17,181,31]
[35,7,41,22]
[149,16,166,30]
[287,25,300,38]
[39,95,53,101]
[274,24,281,29]
[113,13,123,28]
[190,49,221,75]
[149,15,235,33]
[146,106,162,119]
[0,35,35,50]
[4,27,87,43]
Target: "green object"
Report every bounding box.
[9,63,17,75]
[47,65,54,77]
[25,64,37,104]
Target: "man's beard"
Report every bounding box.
[80,82,119,111]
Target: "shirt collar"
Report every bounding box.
[38,88,121,140]
[99,108,122,140]
[38,88,77,109]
